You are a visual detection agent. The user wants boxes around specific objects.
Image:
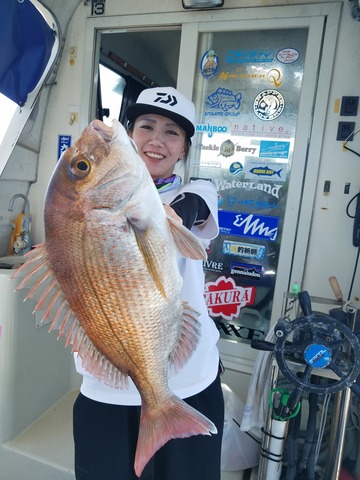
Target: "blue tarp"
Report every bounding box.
[0,0,56,107]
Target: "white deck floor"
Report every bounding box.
[0,390,77,480]
[0,388,252,480]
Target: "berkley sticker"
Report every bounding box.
[204,276,256,321]
[219,210,279,241]
[253,89,285,121]
[276,48,299,64]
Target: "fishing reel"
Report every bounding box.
[252,291,360,396]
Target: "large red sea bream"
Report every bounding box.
[13,119,217,477]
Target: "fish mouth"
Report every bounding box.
[90,119,114,144]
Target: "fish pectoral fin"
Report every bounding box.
[167,215,207,261]
[133,226,168,301]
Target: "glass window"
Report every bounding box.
[98,64,126,125]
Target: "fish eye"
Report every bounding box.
[69,156,91,178]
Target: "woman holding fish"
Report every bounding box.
[71,87,224,479]
[11,85,222,479]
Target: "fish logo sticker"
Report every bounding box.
[253,89,285,121]
[204,276,256,321]
[200,50,218,79]
[249,165,283,179]
[246,159,287,182]
[205,88,242,112]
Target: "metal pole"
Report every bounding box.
[325,387,352,480]
[257,363,280,479]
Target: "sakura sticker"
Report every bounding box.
[204,276,256,321]
[200,49,218,79]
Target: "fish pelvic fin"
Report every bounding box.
[133,225,168,300]
[167,214,207,261]
[134,394,217,477]
[169,301,201,374]
[12,244,128,389]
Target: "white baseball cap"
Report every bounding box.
[126,87,195,139]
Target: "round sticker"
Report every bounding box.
[276,48,299,64]
[304,344,331,369]
[229,162,244,175]
[253,89,285,121]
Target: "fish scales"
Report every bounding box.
[13,119,216,477]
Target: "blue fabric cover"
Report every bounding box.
[0,0,56,106]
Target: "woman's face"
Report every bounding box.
[129,114,188,179]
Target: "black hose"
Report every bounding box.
[306,393,319,479]
[284,409,301,480]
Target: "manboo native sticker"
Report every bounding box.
[204,276,256,321]
[254,89,285,121]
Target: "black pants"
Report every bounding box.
[73,374,224,480]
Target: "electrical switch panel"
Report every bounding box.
[340,96,359,116]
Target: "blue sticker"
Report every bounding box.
[229,162,244,175]
[226,49,274,63]
[219,210,279,241]
[259,140,290,159]
[245,159,287,182]
[205,88,242,112]
[304,344,331,368]
[58,135,71,160]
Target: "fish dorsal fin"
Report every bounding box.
[12,244,128,389]
[169,301,201,373]
[167,215,207,261]
[132,225,168,300]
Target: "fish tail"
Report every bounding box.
[134,394,217,477]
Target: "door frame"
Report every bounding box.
[81,2,342,373]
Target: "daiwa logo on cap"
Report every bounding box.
[154,91,178,107]
[126,86,196,138]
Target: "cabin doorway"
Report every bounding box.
[95,29,181,126]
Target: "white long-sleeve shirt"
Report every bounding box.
[74,179,220,405]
